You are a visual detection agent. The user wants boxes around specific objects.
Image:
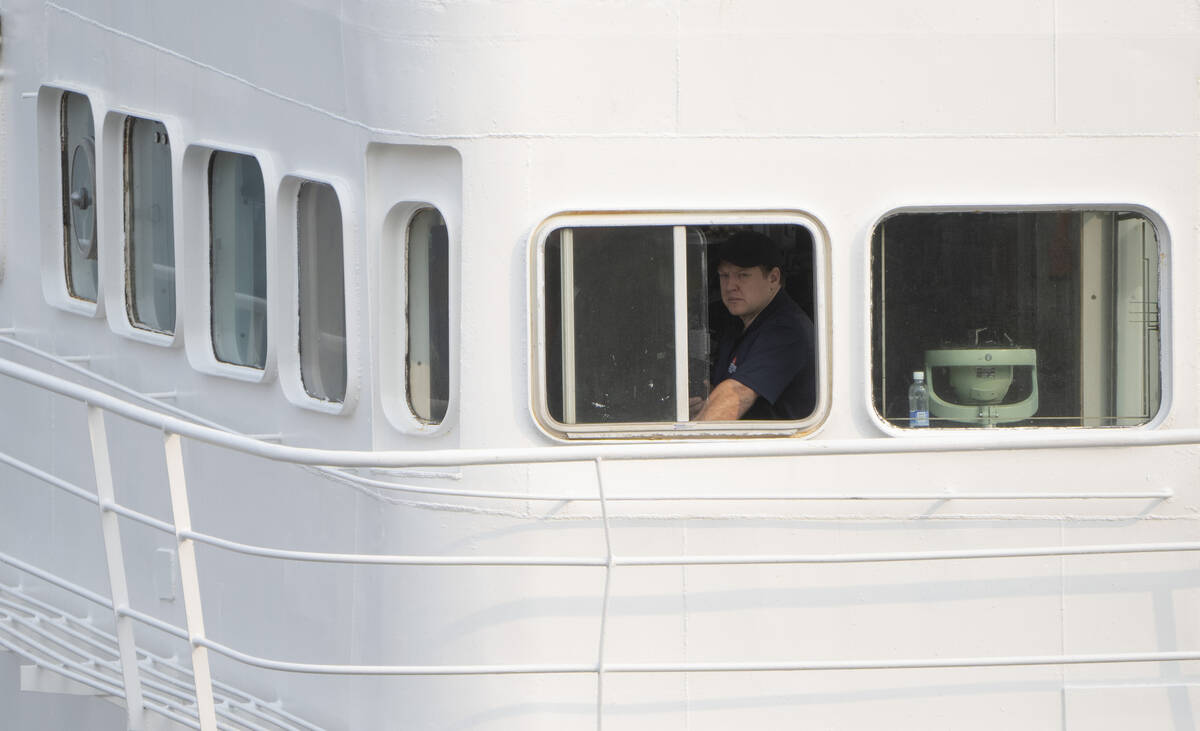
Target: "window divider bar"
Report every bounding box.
[672,226,689,423]
[560,229,577,424]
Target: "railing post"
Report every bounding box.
[86,406,145,730]
[163,432,218,731]
[594,457,614,731]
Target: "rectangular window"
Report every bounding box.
[407,208,449,423]
[61,91,97,302]
[124,117,175,333]
[539,216,820,437]
[871,210,1162,428]
[297,181,346,402]
[209,151,267,369]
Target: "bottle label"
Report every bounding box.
[910,410,929,428]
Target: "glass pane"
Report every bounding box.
[872,210,1161,428]
[544,223,818,428]
[297,181,346,402]
[545,226,677,424]
[61,92,97,302]
[209,151,267,369]
[125,118,175,333]
[407,208,450,423]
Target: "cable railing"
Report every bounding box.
[0,351,1194,731]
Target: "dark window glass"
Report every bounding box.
[872,210,1161,428]
[407,208,449,423]
[544,223,817,429]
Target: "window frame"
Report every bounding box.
[121,115,177,338]
[61,90,99,304]
[208,149,269,371]
[276,174,357,415]
[378,200,458,435]
[100,111,184,347]
[178,143,277,383]
[530,210,831,440]
[37,85,104,318]
[866,204,1171,436]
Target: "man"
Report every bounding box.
[691,231,816,421]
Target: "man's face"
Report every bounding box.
[717,260,780,325]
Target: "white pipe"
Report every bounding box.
[191,632,1200,676]
[614,540,1200,566]
[313,465,1173,502]
[2,355,1199,469]
[117,605,189,641]
[0,550,113,609]
[2,434,1169,505]
[0,448,101,506]
[12,544,1200,680]
[176,530,1200,568]
[0,350,1176,501]
[177,529,606,566]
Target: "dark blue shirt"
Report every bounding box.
[710,291,816,420]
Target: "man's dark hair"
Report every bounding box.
[713,231,784,277]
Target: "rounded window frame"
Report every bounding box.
[865,203,1172,437]
[530,210,832,441]
[378,201,459,436]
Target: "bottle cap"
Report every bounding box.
[913,371,924,382]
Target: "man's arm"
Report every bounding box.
[693,378,759,421]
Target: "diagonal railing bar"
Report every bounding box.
[0,597,121,662]
[86,406,146,730]
[0,612,264,730]
[594,457,614,731]
[0,628,209,730]
[1,582,318,730]
[164,432,219,731]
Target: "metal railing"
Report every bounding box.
[0,351,1194,731]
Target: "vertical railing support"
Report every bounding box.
[163,432,218,731]
[86,405,145,730]
[594,457,614,731]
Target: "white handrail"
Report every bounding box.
[1,355,1198,469]
[0,345,1172,501]
[5,347,1200,731]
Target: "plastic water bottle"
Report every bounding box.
[908,371,930,427]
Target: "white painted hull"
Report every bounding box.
[0,1,1198,729]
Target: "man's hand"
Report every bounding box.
[693,379,759,421]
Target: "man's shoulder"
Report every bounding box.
[760,293,813,336]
